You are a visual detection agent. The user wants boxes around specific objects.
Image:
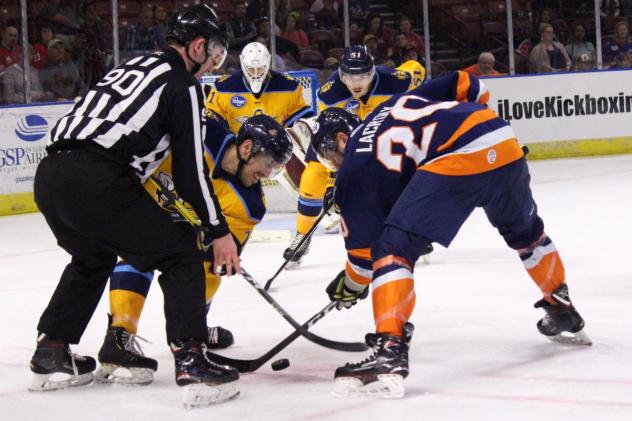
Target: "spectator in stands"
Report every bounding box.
[387,31,411,66]
[247,0,267,20]
[529,23,572,73]
[74,28,108,89]
[611,51,631,67]
[255,17,299,64]
[349,0,370,23]
[463,52,503,76]
[39,38,86,101]
[225,0,257,53]
[38,0,81,51]
[0,25,20,72]
[2,49,54,104]
[32,26,55,70]
[79,2,111,61]
[152,5,170,49]
[122,6,161,52]
[398,16,424,55]
[601,0,622,17]
[364,13,393,50]
[604,20,632,65]
[364,34,388,64]
[530,7,558,46]
[282,12,309,49]
[313,0,340,30]
[565,23,596,70]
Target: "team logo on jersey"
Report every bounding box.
[15,115,48,142]
[344,100,360,113]
[487,149,497,164]
[393,70,407,80]
[319,81,334,94]
[231,95,247,108]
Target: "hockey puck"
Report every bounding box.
[271,358,290,371]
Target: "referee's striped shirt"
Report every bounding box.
[48,48,228,237]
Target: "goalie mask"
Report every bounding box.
[235,115,293,185]
[339,44,376,99]
[240,42,271,94]
[311,108,361,170]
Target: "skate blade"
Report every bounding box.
[95,364,154,385]
[546,328,592,346]
[182,380,239,408]
[29,372,94,392]
[331,374,405,399]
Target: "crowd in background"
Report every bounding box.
[0,0,631,105]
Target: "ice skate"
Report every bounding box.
[29,334,96,391]
[332,323,413,399]
[207,326,234,349]
[535,284,592,346]
[171,340,239,408]
[283,232,311,269]
[95,317,158,385]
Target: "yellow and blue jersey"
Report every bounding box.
[146,113,265,248]
[206,70,314,134]
[317,60,425,120]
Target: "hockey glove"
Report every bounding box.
[196,229,213,253]
[323,186,336,215]
[326,269,369,310]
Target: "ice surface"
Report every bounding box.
[1,155,631,420]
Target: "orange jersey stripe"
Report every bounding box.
[345,261,372,286]
[373,255,413,272]
[526,251,565,301]
[348,248,372,260]
[455,71,472,102]
[437,108,498,152]
[421,138,524,176]
[372,278,416,336]
[478,90,490,105]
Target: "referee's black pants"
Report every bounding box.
[34,149,208,344]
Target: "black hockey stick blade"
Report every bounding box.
[207,301,339,372]
[241,267,368,352]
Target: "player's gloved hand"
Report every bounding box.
[323,186,336,214]
[326,269,369,310]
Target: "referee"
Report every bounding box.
[29,4,240,393]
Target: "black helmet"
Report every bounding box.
[167,4,227,49]
[237,115,293,166]
[311,108,360,165]
[339,44,375,74]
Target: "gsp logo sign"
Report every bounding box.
[15,115,49,142]
[0,146,47,168]
[230,95,246,108]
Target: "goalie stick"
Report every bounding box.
[207,301,338,372]
[147,176,368,353]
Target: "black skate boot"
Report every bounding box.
[207,326,234,349]
[332,323,414,398]
[534,284,592,345]
[171,340,240,408]
[95,316,158,385]
[29,333,96,391]
[283,232,311,268]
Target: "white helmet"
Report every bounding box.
[240,42,271,94]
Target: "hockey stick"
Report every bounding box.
[240,266,367,352]
[207,301,338,372]
[263,205,331,291]
[147,175,368,353]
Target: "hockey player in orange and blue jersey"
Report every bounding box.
[96,114,293,385]
[310,80,591,398]
[285,44,425,267]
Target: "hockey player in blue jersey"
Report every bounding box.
[310,85,590,398]
[284,44,425,267]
